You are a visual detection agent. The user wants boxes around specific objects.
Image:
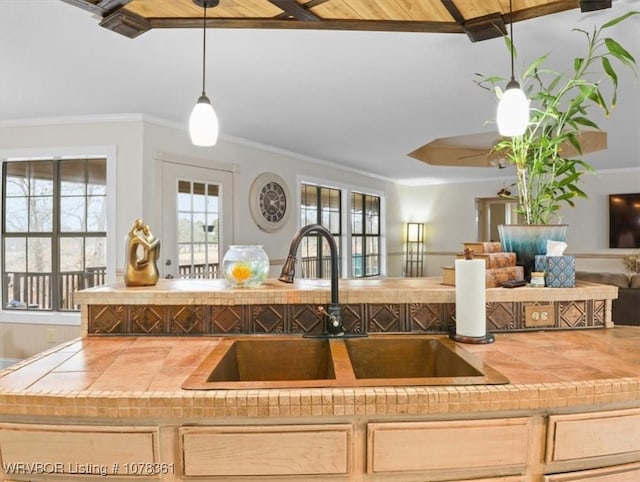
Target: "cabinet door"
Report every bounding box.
[546,408,640,463]
[0,423,159,478]
[544,462,640,481]
[180,424,351,477]
[367,418,531,475]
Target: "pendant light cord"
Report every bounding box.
[201,5,207,96]
[509,0,515,82]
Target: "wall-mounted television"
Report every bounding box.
[609,193,640,248]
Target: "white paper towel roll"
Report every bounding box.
[454,259,486,337]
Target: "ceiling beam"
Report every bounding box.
[60,0,104,16]
[63,0,583,39]
[463,13,507,42]
[60,0,133,16]
[100,10,151,38]
[150,17,464,34]
[579,0,612,12]
[440,1,506,42]
[273,0,330,20]
[97,0,134,12]
[269,0,321,22]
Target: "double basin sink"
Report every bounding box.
[182,335,509,389]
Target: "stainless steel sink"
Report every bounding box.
[182,335,508,390]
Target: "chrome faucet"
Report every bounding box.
[279,224,345,337]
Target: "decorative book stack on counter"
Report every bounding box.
[442,242,524,288]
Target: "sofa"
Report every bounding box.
[575,271,640,326]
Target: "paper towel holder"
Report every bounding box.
[448,319,495,344]
[450,248,495,344]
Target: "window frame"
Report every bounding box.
[297,176,386,279]
[0,146,117,325]
[299,182,343,279]
[351,191,382,278]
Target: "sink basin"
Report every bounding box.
[182,335,508,390]
[345,337,489,382]
[182,337,350,389]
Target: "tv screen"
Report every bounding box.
[609,193,640,248]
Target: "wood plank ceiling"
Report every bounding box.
[61,0,611,41]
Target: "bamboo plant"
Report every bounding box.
[476,11,638,225]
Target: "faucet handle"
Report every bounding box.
[317,305,342,329]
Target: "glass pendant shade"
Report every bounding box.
[497,81,530,137]
[189,94,219,146]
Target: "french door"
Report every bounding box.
[161,162,233,279]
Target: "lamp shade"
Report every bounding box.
[189,95,219,146]
[407,223,423,243]
[496,82,529,137]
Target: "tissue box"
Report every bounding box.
[534,255,576,287]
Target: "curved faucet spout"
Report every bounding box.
[278,224,342,335]
[278,224,339,305]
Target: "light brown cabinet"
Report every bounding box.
[544,462,640,481]
[2,408,640,481]
[180,424,352,477]
[545,408,640,474]
[367,418,532,478]
[0,423,159,478]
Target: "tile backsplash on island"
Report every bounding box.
[77,278,616,336]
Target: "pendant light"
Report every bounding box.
[496,0,529,137]
[189,0,219,146]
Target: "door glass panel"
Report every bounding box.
[176,179,221,279]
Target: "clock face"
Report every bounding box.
[259,181,287,223]
[249,173,290,232]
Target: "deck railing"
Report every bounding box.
[3,257,336,311]
[4,267,107,311]
[178,263,219,279]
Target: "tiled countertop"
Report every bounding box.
[1,327,639,419]
[74,277,618,305]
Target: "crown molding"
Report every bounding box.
[220,133,396,184]
[0,113,395,184]
[0,113,147,127]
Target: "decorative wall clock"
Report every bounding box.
[249,172,290,232]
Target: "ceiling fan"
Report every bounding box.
[407,129,607,169]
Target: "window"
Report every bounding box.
[300,182,383,279]
[2,158,107,311]
[351,192,381,277]
[300,183,342,279]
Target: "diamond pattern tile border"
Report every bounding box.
[87,299,608,336]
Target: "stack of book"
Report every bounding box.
[442,242,524,287]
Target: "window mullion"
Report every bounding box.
[51,160,60,311]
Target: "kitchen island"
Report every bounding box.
[1,279,638,481]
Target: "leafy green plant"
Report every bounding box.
[476,11,638,224]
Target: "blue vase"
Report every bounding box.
[498,224,568,280]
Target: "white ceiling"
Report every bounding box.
[1,0,639,185]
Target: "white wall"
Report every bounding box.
[397,168,640,275]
